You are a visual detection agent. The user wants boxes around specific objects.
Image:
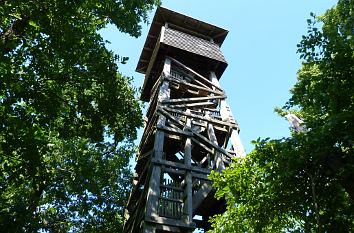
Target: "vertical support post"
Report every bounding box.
[206,119,225,171]
[184,110,193,223]
[144,58,171,231]
[210,72,246,158]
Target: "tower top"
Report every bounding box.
[137,7,229,101]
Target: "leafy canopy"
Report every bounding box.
[0,0,159,232]
[209,0,354,232]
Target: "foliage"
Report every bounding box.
[0,0,159,232]
[209,0,354,232]
[210,137,354,232]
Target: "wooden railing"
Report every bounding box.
[159,178,184,219]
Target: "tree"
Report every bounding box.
[0,0,159,232]
[209,0,354,232]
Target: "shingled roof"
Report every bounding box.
[136,7,228,74]
[136,7,229,101]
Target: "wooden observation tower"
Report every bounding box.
[124,7,245,233]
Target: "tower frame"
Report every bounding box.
[124,7,245,233]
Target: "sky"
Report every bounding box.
[100,0,337,153]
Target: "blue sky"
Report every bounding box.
[101,0,337,153]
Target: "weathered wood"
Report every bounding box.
[146,215,196,229]
[157,106,233,159]
[151,158,211,175]
[156,125,193,137]
[162,95,226,104]
[155,224,182,232]
[150,76,162,101]
[190,172,211,181]
[141,26,164,97]
[192,181,213,212]
[210,71,246,158]
[145,58,171,219]
[230,130,246,158]
[207,119,225,171]
[191,138,213,154]
[167,56,224,92]
[161,184,184,192]
[169,101,217,109]
[162,106,237,130]
[162,166,185,176]
[191,120,207,129]
[184,110,193,223]
[137,149,154,161]
[139,113,158,150]
[160,196,183,203]
[165,75,224,95]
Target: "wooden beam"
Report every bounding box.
[161,166,185,176]
[162,106,237,130]
[145,58,171,219]
[167,22,212,41]
[191,171,211,181]
[167,56,224,92]
[170,102,217,109]
[155,224,181,232]
[191,138,213,154]
[151,158,211,175]
[184,110,193,222]
[165,76,224,95]
[162,95,226,104]
[157,125,193,137]
[192,181,213,212]
[157,107,233,158]
[145,215,196,229]
[141,29,162,98]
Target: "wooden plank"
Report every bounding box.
[160,196,183,203]
[191,120,206,129]
[191,172,211,181]
[145,215,196,229]
[162,166,185,176]
[139,112,158,150]
[160,184,184,192]
[191,138,213,154]
[165,76,224,95]
[162,95,226,104]
[167,56,224,92]
[194,126,233,160]
[145,58,171,219]
[151,158,211,175]
[192,181,213,212]
[207,121,225,171]
[149,76,162,100]
[157,107,232,159]
[170,102,217,109]
[126,159,150,211]
[164,134,182,141]
[137,149,154,161]
[184,110,193,222]
[126,166,153,233]
[155,224,181,232]
[156,125,193,137]
[162,106,236,129]
[141,29,162,96]
[230,130,246,158]
[159,107,233,160]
